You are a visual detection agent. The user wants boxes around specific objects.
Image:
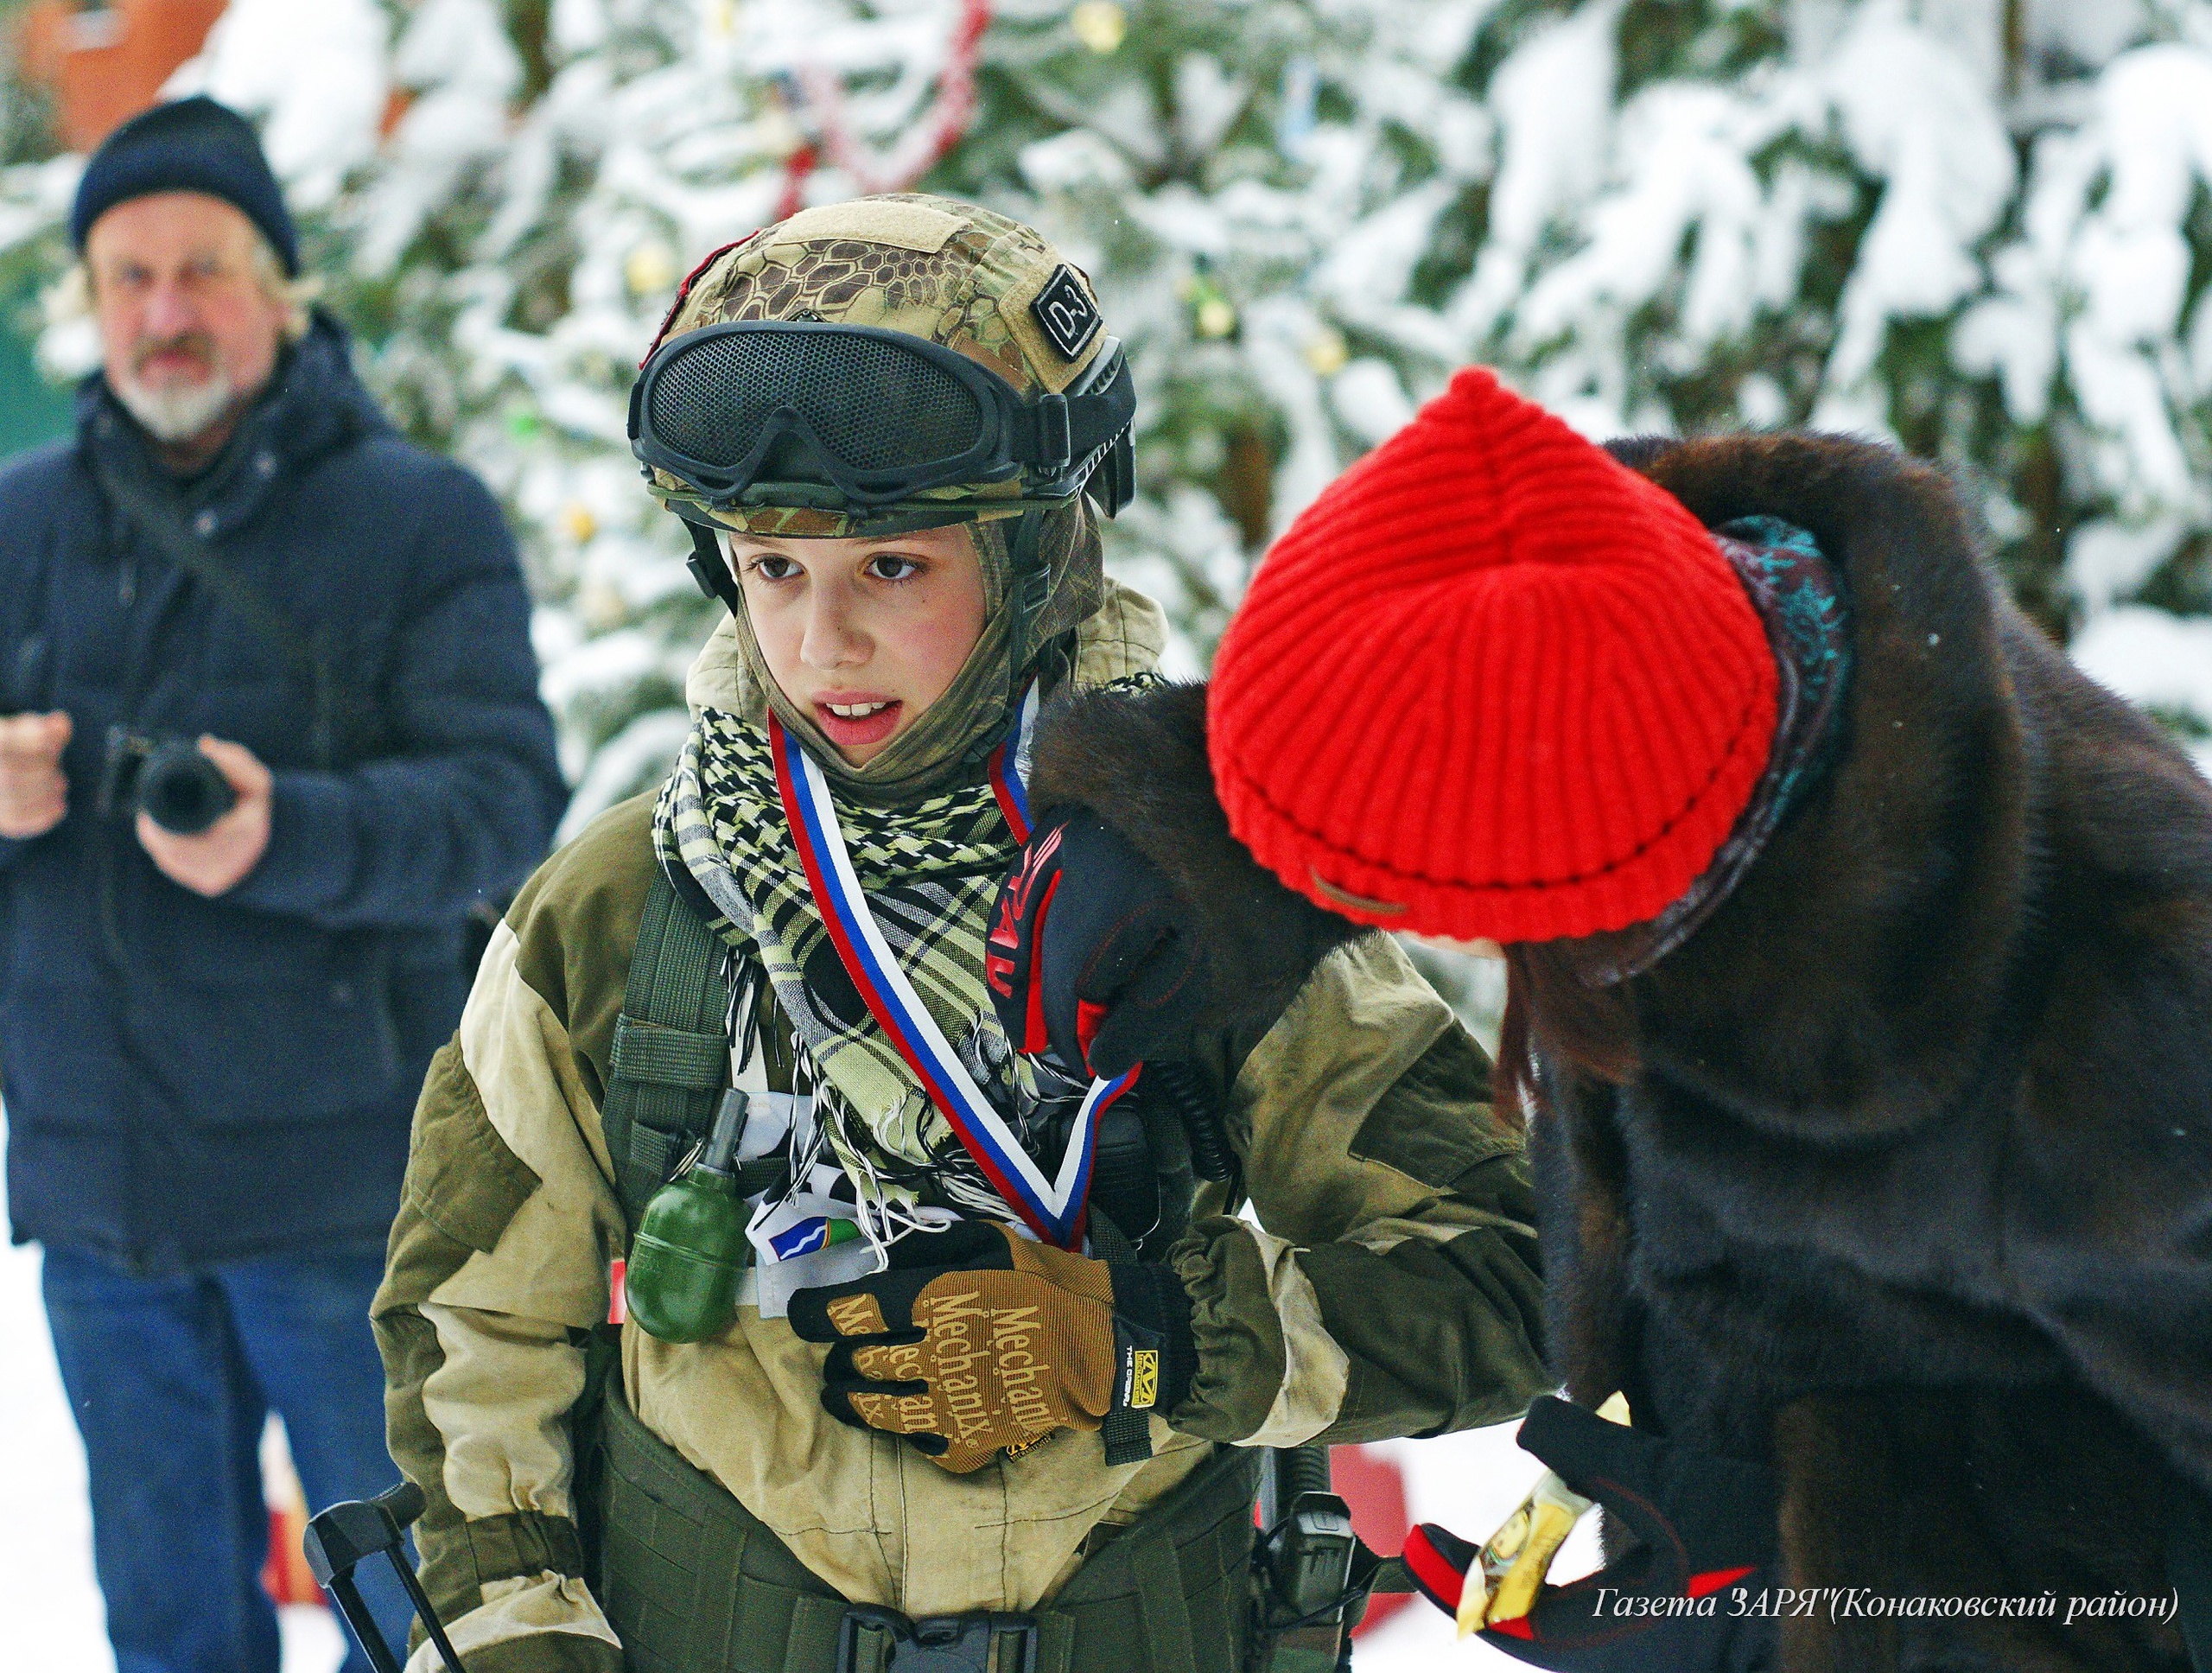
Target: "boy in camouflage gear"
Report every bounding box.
[371,194,1548,1672]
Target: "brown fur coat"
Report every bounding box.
[1028,432,2212,1672]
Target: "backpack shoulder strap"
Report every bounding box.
[603,867,731,1226]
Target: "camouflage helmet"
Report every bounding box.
[633,194,1132,540]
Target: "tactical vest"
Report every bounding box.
[598,1374,1262,1673]
[601,871,1199,1271]
[592,869,1408,1673]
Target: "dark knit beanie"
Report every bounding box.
[1209,366,1778,945]
[71,97,296,275]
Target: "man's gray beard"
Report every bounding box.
[112,371,239,446]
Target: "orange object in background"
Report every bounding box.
[260,1421,329,1610]
[264,1499,323,1608]
[16,0,230,154]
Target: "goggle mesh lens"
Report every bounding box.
[649,330,987,474]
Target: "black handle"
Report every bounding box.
[1257,1444,1334,1530]
[374,1479,427,1527]
[1147,1059,1234,1183]
[305,1480,462,1673]
[1274,1446,1333,1504]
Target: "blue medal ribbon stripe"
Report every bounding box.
[770,711,1132,1248]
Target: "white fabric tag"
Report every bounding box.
[735,1091,801,1163]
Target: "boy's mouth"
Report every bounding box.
[813,697,903,748]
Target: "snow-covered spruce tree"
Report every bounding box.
[3,0,2210,829]
[1435,0,2212,695]
[935,0,1498,660]
[964,0,2212,774]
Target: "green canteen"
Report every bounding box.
[626,1089,755,1344]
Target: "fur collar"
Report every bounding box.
[1598,431,2048,1144]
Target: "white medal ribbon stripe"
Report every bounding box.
[785,732,1092,1233]
[1006,680,1039,828]
[778,722,1129,1244]
[1014,679,1039,785]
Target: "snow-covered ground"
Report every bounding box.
[0,1135,346,1673]
[3,1187,1566,1672]
[0,1233,112,1670]
[1346,1428,1600,1671]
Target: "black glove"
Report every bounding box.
[1404,1396,1779,1672]
[986,807,1208,1079]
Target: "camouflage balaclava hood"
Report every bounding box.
[644,194,1114,805]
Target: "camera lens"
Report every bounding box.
[137,742,237,835]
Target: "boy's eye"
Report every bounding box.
[753,554,800,581]
[867,554,922,582]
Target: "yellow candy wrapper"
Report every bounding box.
[1459,1391,1631,1638]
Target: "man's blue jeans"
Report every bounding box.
[41,1242,416,1673]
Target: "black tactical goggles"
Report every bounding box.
[628,321,1136,518]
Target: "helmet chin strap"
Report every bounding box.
[1004,506,1050,678]
[956,506,1065,772]
[684,518,747,617]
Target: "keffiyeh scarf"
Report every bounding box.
[654,705,1041,1218]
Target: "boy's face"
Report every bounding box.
[730,525,990,766]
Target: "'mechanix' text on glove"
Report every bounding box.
[788,1219,1196,1473]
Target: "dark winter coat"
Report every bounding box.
[0,316,567,1273]
[1029,434,2212,1673]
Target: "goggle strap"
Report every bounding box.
[1090,429,1135,519]
[1007,359,1136,473]
[1027,393,1070,471]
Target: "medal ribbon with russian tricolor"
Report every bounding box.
[770,690,1133,1248]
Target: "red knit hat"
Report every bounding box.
[1208,367,1778,945]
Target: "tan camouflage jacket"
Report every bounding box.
[372,691,1547,1673]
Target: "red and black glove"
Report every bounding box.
[1403,1396,1779,1672]
[986,807,1208,1079]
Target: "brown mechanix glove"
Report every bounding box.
[787,1218,1196,1473]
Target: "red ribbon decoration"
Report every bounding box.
[775,0,992,218]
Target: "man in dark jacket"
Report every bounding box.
[0,98,566,1673]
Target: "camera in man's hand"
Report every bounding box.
[99,727,238,835]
